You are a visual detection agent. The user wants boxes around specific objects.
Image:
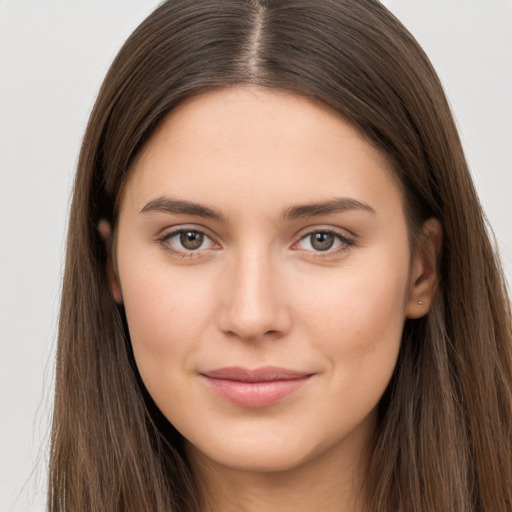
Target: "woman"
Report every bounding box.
[49,1,512,511]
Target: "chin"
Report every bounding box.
[188,438,314,474]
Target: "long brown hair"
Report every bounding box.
[49,1,512,510]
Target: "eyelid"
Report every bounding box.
[291,226,356,256]
[157,224,221,256]
[155,223,355,259]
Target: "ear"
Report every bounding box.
[405,218,443,319]
[98,219,123,304]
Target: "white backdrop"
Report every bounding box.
[0,1,511,510]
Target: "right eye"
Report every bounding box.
[159,228,218,256]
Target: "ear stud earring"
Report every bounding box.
[417,300,424,305]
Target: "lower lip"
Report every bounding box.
[202,376,311,408]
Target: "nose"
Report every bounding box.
[217,247,292,342]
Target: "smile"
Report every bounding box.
[200,366,314,408]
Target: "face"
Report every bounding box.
[111,87,433,477]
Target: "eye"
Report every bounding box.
[295,229,354,254]
[159,228,217,254]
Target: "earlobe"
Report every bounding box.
[405,218,443,319]
[98,219,123,304]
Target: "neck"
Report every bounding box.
[198,461,365,512]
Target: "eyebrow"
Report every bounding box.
[140,196,375,222]
[140,197,227,222]
[282,197,376,219]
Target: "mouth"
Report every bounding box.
[200,366,314,408]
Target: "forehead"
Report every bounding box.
[120,86,403,221]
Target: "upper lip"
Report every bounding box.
[201,366,313,383]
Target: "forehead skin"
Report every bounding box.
[119,87,404,235]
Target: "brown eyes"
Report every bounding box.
[310,232,336,251]
[161,229,217,253]
[159,228,354,257]
[295,231,354,253]
[179,231,205,250]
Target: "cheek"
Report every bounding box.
[119,261,216,377]
[294,248,410,382]
[302,263,407,329]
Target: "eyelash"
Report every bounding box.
[157,226,355,259]
[157,227,219,259]
[293,228,355,258]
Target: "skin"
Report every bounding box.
[105,87,441,512]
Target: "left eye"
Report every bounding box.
[296,231,352,252]
[164,229,216,252]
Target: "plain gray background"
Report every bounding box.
[1,1,511,510]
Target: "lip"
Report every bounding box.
[200,366,314,408]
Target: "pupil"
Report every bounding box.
[311,232,334,251]
[180,231,203,250]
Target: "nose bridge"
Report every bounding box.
[219,242,289,341]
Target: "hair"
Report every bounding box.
[49,1,512,511]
